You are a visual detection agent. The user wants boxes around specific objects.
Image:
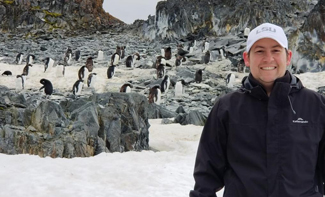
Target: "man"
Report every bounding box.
[189,23,325,197]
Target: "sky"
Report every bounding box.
[1,58,325,196]
[103,0,163,24]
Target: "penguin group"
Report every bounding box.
[1,35,239,106]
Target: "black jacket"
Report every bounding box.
[190,71,325,197]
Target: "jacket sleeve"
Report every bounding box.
[189,99,228,197]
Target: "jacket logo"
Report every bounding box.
[292,118,308,124]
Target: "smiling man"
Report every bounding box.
[190,23,325,197]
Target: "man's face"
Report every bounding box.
[243,38,292,87]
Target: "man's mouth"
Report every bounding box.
[261,67,276,70]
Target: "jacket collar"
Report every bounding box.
[240,70,303,100]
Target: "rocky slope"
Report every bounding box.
[0,0,123,36]
[128,0,324,73]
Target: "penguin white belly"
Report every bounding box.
[125,86,131,93]
[97,51,104,61]
[175,82,183,97]
[56,65,65,77]
[155,89,161,105]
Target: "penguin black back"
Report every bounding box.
[120,83,133,93]
[204,50,210,64]
[26,54,35,64]
[148,85,161,104]
[195,69,203,83]
[78,66,87,80]
[39,78,53,96]
[156,64,165,79]
[121,46,126,59]
[72,79,84,95]
[75,50,81,61]
[107,65,116,79]
[22,64,32,76]
[164,47,172,60]
[87,73,97,87]
[15,53,24,64]
[2,71,12,76]
[86,57,93,72]
[125,55,133,68]
[160,75,170,93]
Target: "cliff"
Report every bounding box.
[128,0,324,72]
[0,0,123,36]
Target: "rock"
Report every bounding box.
[174,110,207,126]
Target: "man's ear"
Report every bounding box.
[243,51,250,67]
[286,50,293,66]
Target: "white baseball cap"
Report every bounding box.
[246,23,288,52]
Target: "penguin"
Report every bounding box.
[155,55,166,68]
[175,79,186,97]
[156,64,166,79]
[115,46,121,59]
[22,64,33,76]
[64,54,71,66]
[125,53,140,68]
[111,52,120,66]
[148,85,161,105]
[218,46,227,60]
[125,55,133,68]
[97,50,104,61]
[244,27,250,38]
[203,40,210,53]
[175,55,183,67]
[107,65,116,79]
[26,54,35,64]
[78,65,88,80]
[188,40,197,52]
[195,69,203,83]
[164,47,172,60]
[85,57,94,72]
[75,50,81,61]
[226,73,236,88]
[15,53,24,64]
[120,46,126,59]
[64,48,72,65]
[39,78,53,96]
[15,74,26,90]
[87,73,97,88]
[204,50,210,64]
[43,57,55,73]
[72,79,84,96]
[160,75,170,94]
[237,59,245,73]
[56,64,65,77]
[2,71,12,76]
[120,83,133,93]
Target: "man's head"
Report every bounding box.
[243,23,292,91]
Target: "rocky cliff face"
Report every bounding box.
[0,0,123,36]
[137,0,314,40]
[130,0,323,72]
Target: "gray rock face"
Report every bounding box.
[129,0,324,72]
[0,0,122,36]
[0,89,150,158]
